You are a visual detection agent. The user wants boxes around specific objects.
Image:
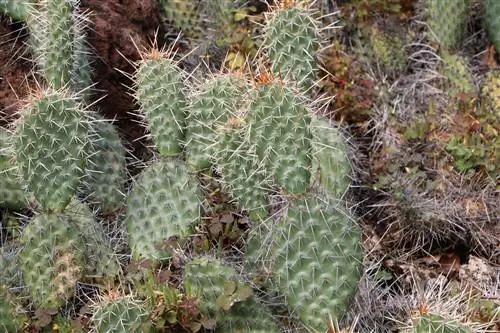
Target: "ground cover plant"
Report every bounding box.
[0,0,498,332]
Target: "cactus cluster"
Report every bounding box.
[0,1,365,332]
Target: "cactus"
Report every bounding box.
[185,73,247,170]
[215,119,271,221]
[32,0,78,88]
[19,211,86,310]
[217,297,280,333]
[483,0,500,56]
[134,50,187,156]
[0,0,34,21]
[310,116,352,199]
[250,196,363,331]
[369,26,407,74]
[0,287,27,332]
[265,4,319,91]
[125,157,202,260]
[426,0,469,50]
[481,70,500,111]
[183,257,243,318]
[70,13,94,98]
[12,88,90,211]
[91,296,153,333]
[82,118,127,214]
[0,129,28,210]
[65,200,121,278]
[160,0,200,38]
[440,52,475,95]
[413,314,471,333]
[247,80,312,194]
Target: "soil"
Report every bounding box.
[0,19,33,125]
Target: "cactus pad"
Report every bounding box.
[134,52,186,156]
[125,158,201,260]
[247,81,312,194]
[13,88,89,211]
[91,297,152,333]
[426,0,469,50]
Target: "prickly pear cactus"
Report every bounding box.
[125,157,202,260]
[483,0,500,56]
[82,118,126,214]
[481,70,500,111]
[311,116,352,199]
[413,314,471,333]
[265,4,319,90]
[185,73,247,170]
[134,51,186,156]
[19,211,86,310]
[183,257,242,318]
[217,297,280,333]
[426,0,469,50]
[65,200,121,278]
[440,52,475,95]
[12,88,90,211]
[215,119,271,221]
[34,0,78,88]
[91,297,153,333]
[247,80,312,194]
[0,287,26,333]
[0,129,28,210]
[252,196,363,331]
[160,0,200,38]
[0,0,33,21]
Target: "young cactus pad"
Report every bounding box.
[82,118,127,214]
[125,157,202,260]
[483,0,500,56]
[265,4,319,91]
[215,119,270,221]
[91,297,153,333]
[134,50,186,156]
[19,211,86,310]
[185,73,247,170]
[260,196,363,330]
[310,116,352,199]
[247,81,312,194]
[426,0,469,50]
[13,88,90,211]
[413,314,471,333]
[0,129,28,210]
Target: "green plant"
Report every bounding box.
[440,52,475,95]
[0,0,33,21]
[482,0,500,56]
[12,88,90,211]
[19,211,86,310]
[134,49,187,156]
[185,73,247,170]
[0,129,28,210]
[413,314,471,333]
[247,196,364,331]
[91,296,153,333]
[426,0,470,50]
[247,80,312,194]
[265,4,319,91]
[125,157,202,260]
[81,117,127,214]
